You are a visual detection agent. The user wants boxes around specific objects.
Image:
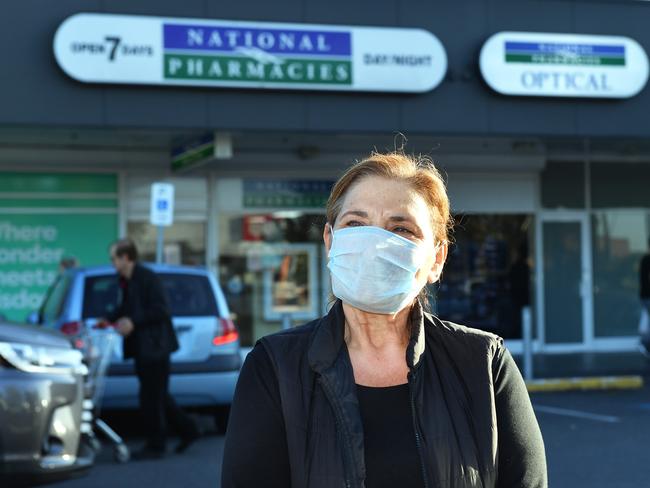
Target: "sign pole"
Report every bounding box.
[156,225,164,264]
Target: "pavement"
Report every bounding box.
[39,349,650,488]
[46,384,650,488]
[513,350,649,391]
[531,383,650,488]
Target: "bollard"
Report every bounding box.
[522,306,533,381]
[282,313,292,330]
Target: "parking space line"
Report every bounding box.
[533,404,621,423]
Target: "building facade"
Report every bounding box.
[2,1,650,354]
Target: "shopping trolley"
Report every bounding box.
[81,322,130,463]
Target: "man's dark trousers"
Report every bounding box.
[109,263,198,450]
[136,357,197,450]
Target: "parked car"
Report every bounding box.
[34,264,241,429]
[0,320,93,485]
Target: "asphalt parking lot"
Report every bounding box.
[531,384,650,488]
[44,384,650,488]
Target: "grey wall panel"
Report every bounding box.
[486,97,577,135]
[487,0,575,33]
[305,94,400,132]
[208,92,308,130]
[398,1,490,134]
[104,88,209,129]
[573,2,650,137]
[576,101,648,138]
[103,0,206,18]
[0,1,104,125]
[304,0,398,26]
[205,0,304,23]
[485,0,577,135]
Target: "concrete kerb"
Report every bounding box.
[526,375,644,392]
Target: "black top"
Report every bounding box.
[108,263,179,360]
[223,344,544,487]
[641,254,650,299]
[356,383,424,488]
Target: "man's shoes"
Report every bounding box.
[132,445,166,461]
[175,432,200,454]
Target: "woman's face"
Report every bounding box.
[324,175,448,285]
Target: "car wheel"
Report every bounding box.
[213,405,231,434]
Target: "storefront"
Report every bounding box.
[1,2,650,354]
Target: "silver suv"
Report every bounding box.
[36,264,241,429]
[0,320,92,484]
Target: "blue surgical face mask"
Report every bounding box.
[327,225,433,314]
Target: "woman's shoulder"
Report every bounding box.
[424,313,505,356]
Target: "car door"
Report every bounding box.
[158,272,219,363]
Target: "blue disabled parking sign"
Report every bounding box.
[150,183,175,226]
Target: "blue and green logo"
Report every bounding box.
[505,41,626,67]
[163,24,353,85]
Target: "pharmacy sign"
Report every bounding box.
[54,13,447,93]
[480,31,649,98]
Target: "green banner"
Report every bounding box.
[0,214,118,322]
[0,173,118,322]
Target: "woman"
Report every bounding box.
[222,152,547,488]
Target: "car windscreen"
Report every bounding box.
[82,272,219,319]
[40,274,73,326]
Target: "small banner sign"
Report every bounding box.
[480,31,649,98]
[243,180,333,208]
[54,13,447,93]
[171,133,214,172]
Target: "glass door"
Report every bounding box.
[538,213,593,348]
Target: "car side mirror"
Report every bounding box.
[25,311,40,325]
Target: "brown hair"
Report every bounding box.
[111,237,139,262]
[325,151,452,243]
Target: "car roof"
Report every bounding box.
[70,263,211,278]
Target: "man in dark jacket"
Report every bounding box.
[107,238,199,460]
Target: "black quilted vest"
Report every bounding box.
[259,301,501,488]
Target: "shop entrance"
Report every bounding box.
[538,212,593,350]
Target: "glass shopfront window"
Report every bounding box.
[592,210,650,337]
[218,213,327,347]
[127,221,206,265]
[590,163,650,338]
[433,214,534,340]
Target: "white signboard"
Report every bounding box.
[53,13,447,93]
[149,183,175,226]
[480,31,649,98]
